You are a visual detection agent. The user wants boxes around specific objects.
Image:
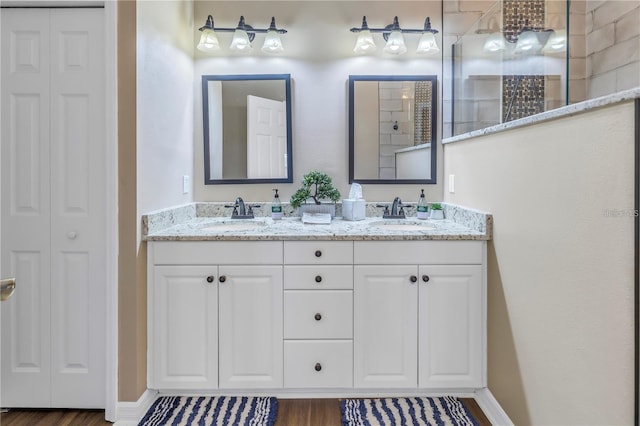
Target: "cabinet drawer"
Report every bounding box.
[354,241,483,265]
[284,291,353,339]
[151,241,283,265]
[284,340,353,388]
[284,241,353,264]
[284,266,353,290]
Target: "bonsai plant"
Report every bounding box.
[290,171,341,212]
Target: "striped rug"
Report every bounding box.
[138,396,278,426]
[341,397,479,426]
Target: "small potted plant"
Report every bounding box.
[429,203,444,220]
[290,171,341,217]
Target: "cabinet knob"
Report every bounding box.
[314,363,322,372]
[315,275,322,283]
[206,276,214,283]
[67,231,78,240]
[314,250,322,258]
[422,275,430,283]
[410,275,418,283]
[314,313,322,321]
[219,276,226,283]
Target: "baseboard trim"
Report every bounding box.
[114,389,157,426]
[474,387,513,426]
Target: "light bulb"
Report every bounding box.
[416,32,439,54]
[515,30,541,53]
[262,30,284,53]
[197,29,221,52]
[383,30,407,55]
[230,29,252,51]
[353,30,377,54]
[542,29,566,52]
[483,32,506,53]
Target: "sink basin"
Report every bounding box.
[202,220,268,232]
[369,220,438,231]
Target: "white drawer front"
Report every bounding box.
[354,241,484,265]
[284,291,353,339]
[284,241,353,264]
[284,266,353,290]
[152,241,283,265]
[284,340,353,388]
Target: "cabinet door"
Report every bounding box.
[152,266,218,390]
[354,265,418,388]
[219,265,283,388]
[418,265,484,388]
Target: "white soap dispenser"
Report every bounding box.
[271,189,283,220]
[417,189,428,220]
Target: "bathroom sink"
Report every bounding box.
[369,220,438,231]
[201,220,268,232]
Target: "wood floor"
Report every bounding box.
[0,398,491,425]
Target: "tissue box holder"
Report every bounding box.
[342,199,366,221]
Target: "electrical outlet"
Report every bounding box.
[183,175,190,194]
[448,174,455,193]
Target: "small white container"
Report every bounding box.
[342,199,366,221]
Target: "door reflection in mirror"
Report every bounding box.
[203,74,292,184]
[349,75,437,184]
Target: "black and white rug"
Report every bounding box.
[341,397,479,426]
[138,396,278,426]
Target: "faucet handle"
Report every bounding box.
[376,204,390,215]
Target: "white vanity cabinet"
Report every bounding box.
[147,237,486,393]
[353,241,486,390]
[147,241,283,391]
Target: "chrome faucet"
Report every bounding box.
[225,197,260,219]
[376,196,406,219]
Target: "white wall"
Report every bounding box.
[443,100,636,425]
[137,0,195,234]
[193,1,443,204]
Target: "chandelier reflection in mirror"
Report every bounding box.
[350,16,440,55]
[197,15,287,54]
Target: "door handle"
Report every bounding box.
[1,278,16,301]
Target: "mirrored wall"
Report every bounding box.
[449,0,568,137]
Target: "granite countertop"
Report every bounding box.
[142,202,492,241]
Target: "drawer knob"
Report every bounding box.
[315,250,322,258]
[314,363,322,372]
[219,276,226,283]
[315,275,322,283]
[206,276,214,283]
[410,275,418,283]
[422,275,430,283]
[314,313,322,321]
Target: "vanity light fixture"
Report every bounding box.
[350,16,439,55]
[197,14,287,54]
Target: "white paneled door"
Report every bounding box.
[1,8,106,408]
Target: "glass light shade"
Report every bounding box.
[230,29,252,51]
[514,30,541,53]
[542,29,566,52]
[416,32,440,54]
[483,32,506,53]
[353,30,377,54]
[383,30,407,55]
[262,30,284,53]
[197,29,221,52]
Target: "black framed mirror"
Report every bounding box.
[203,74,293,184]
[349,75,437,184]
